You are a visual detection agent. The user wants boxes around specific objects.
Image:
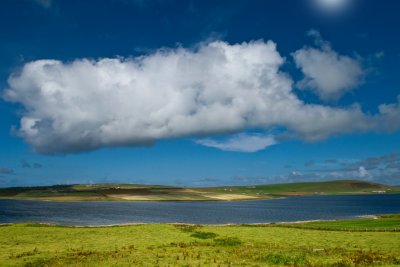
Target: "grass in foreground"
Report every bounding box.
[0,215,399,266]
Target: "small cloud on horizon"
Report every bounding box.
[304,160,315,167]
[21,160,43,169]
[358,166,368,178]
[290,152,400,185]
[196,133,277,152]
[0,167,15,175]
[325,159,338,164]
[33,163,43,168]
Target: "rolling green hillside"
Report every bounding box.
[197,180,400,196]
[0,180,398,201]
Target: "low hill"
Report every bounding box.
[196,180,399,196]
[0,180,398,201]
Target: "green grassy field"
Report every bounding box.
[281,214,400,231]
[0,215,399,266]
[0,180,398,201]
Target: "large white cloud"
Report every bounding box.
[2,40,380,154]
[293,31,363,101]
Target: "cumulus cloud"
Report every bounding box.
[346,152,400,172]
[196,133,277,152]
[218,152,400,185]
[3,40,397,154]
[358,166,368,178]
[377,96,400,132]
[293,30,364,101]
[297,152,400,184]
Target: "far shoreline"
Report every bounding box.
[1,179,398,202]
[1,192,399,203]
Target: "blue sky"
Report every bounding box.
[1,0,400,187]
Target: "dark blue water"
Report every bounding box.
[0,194,399,226]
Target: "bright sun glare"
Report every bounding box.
[313,0,350,12]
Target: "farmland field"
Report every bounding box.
[0,215,399,266]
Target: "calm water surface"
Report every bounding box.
[1,194,399,226]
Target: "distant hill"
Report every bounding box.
[0,180,399,201]
[196,180,400,196]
